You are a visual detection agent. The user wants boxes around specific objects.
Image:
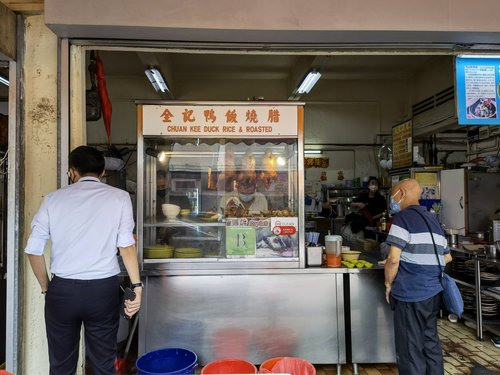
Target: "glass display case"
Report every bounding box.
[137,102,305,270]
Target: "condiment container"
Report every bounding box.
[307,246,323,266]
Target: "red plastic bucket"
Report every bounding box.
[201,359,257,374]
[259,357,284,373]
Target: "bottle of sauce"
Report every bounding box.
[380,211,387,232]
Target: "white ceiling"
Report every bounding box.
[93,50,440,99]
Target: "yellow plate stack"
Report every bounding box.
[144,245,174,259]
[175,247,202,258]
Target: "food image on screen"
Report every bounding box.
[467,98,497,119]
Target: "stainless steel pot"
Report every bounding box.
[469,232,485,242]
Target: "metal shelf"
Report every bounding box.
[482,288,500,302]
[454,277,475,289]
[144,217,225,228]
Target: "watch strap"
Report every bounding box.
[131,282,144,289]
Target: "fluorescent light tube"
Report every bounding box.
[145,68,169,93]
[304,150,322,154]
[297,71,321,94]
[0,76,9,87]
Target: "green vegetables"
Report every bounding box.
[341,260,374,268]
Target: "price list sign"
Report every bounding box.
[456,56,500,125]
[392,120,413,170]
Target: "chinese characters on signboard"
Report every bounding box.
[304,157,329,168]
[142,104,298,136]
[392,120,413,170]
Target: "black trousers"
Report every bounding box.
[45,275,121,375]
[393,293,444,375]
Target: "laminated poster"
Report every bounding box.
[226,217,298,258]
[456,56,500,125]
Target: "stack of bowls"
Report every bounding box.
[175,247,202,258]
[144,244,174,259]
[162,204,181,220]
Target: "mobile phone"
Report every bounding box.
[121,287,136,320]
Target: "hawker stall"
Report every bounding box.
[136,102,394,371]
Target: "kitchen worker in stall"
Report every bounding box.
[25,146,142,375]
[384,178,452,375]
[351,176,387,226]
[220,171,268,216]
[156,169,191,217]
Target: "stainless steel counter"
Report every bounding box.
[348,272,396,365]
[137,263,395,371]
[139,272,346,366]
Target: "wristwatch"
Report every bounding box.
[131,282,144,289]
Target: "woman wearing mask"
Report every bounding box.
[351,177,387,226]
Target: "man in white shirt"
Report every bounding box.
[25,146,142,375]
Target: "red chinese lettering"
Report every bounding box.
[246,109,258,123]
[204,109,217,123]
[182,109,195,123]
[268,109,280,123]
[160,109,174,123]
[225,110,238,123]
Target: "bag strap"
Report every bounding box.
[409,207,444,280]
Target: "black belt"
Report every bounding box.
[52,274,117,284]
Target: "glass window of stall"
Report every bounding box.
[138,103,303,267]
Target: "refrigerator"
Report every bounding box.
[441,169,500,236]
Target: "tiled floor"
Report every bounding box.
[316,318,500,375]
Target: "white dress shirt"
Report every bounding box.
[25,176,135,279]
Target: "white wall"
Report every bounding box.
[45,0,500,44]
[409,56,454,105]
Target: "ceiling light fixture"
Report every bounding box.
[145,67,169,93]
[0,75,9,87]
[296,70,321,94]
[304,150,323,154]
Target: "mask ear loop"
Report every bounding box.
[396,190,405,204]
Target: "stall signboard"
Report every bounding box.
[226,217,299,258]
[142,104,299,137]
[456,56,500,125]
[391,120,413,171]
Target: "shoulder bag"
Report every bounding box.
[411,208,464,318]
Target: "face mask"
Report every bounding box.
[239,193,255,203]
[390,191,403,214]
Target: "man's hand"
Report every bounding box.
[124,287,142,318]
[385,283,392,304]
[384,246,401,304]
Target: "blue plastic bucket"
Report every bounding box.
[136,348,198,375]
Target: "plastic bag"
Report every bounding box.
[269,357,316,375]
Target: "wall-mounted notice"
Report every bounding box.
[456,56,500,125]
[141,103,299,136]
[392,120,413,170]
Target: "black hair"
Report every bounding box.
[69,146,105,176]
[344,212,368,234]
[157,170,167,179]
[368,176,379,186]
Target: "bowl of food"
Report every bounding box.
[162,204,181,219]
[341,250,361,261]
